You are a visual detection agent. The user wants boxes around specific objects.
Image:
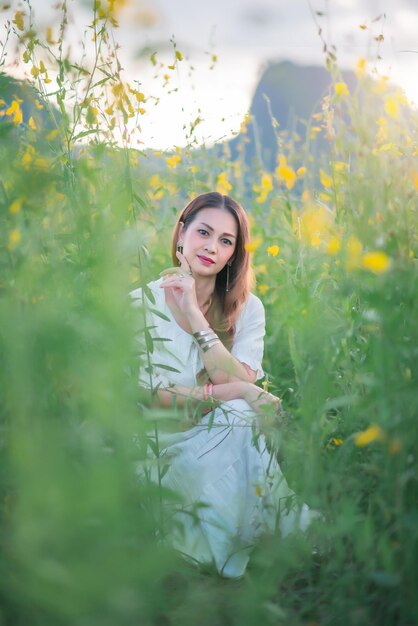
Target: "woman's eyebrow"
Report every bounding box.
[198,222,237,238]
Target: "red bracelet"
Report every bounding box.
[208,383,213,400]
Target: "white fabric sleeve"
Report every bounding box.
[129,285,174,390]
[231,294,265,380]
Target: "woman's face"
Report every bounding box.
[179,207,238,277]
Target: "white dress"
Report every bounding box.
[131,279,316,578]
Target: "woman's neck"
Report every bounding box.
[194,276,216,310]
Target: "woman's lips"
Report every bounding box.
[197,255,215,266]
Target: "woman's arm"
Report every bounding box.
[151,381,281,415]
[154,380,247,408]
[185,307,258,384]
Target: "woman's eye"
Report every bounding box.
[198,229,208,236]
[222,239,232,246]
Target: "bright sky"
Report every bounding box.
[3,0,418,149]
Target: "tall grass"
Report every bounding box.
[1,3,417,625]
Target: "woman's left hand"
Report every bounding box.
[242,382,282,416]
[159,251,199,315]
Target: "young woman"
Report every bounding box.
[131,192,317,578]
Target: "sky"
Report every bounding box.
[3,0,418,149]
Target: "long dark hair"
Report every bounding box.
[171,192,254,341]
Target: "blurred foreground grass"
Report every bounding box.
[0,3,417,625]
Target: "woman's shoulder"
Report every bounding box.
[236,291,265,326]
[129,278,163,306]
[242,291,265,314]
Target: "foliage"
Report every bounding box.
[0,2,417,625]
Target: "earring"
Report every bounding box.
[176,241,183,254]
[226,262,232,293]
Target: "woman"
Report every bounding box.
[131,192,316,578]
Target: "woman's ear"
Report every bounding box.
[178,221,185,237]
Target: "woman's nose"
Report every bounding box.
[204,238,217,253]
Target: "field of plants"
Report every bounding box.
[1,2,417,625]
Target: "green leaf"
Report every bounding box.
[152,363,181,373]
[149,308,170,322]
[144,329,154,354]
[160,464,170,480]
[143,284,155,305]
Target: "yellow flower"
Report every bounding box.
[356,57,367,77]
[346,235,363,269]
[46,129,59,141]
[34,157,49,171]
[335,82,349,97]
[297,166,306,177]
[46,26,56,44]
[254,485,263,497]
[309,126,322,139]
[275,155,296,190]
[320,168,332,188]
[149,174,162,189]
[326,236,341,255]
[254,172,273,203]
[13,10,25,31]
[384,97,399,119]
[28,116,37,130]
[86,106,98,125]
[8,229,22,251]
[298,207,332,247]
[175,50,183,61]
[411,172,418,190]
[334,161,348,172]
[258,284,269,295]
[267,245,280,257]
[22,145,35,168]
[331,438,344,446]
[149,174,164,199]
[361,251,390,274]
[6,100,23,125]
[165,154,181,169]
[106,0,130,17]
[354,424,384,447]
[245,237,262,253]
[216,171,233,195]
[9,198,23,215]
[240,112,251,134]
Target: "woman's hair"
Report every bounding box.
[171,192,254,343]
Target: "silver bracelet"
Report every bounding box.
[195,333,218,346]
[193,329,214,339]
[201,339,221,352]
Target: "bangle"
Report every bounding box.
[207,383,213,400]
[203,383,208,401]
[202,382,214,402]
[193,328,220,352]
[195,333,218,346]
[193,329,213,339]
[201,339,221,352]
